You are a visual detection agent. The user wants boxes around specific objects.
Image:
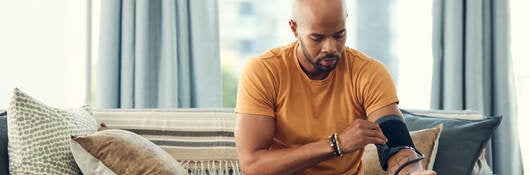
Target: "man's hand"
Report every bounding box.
[337,119,388,154]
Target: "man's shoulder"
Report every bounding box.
[343,47,381,65]
[242,42,296,76]
[246,42,296,70]
[342,47,389,75]
[254,42,296,61]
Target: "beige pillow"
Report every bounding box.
[362,124,443,175]
[70,126,187,175]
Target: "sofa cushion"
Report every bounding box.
[1,110,8,175]
[7,88,98,174]
[70,125,187,175]
[401,109,501,175]
[363,124,443,174]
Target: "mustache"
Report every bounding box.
[319,54,340,60]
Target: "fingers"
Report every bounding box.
[339,119,388,152]
[364,130,387,144]
[355,120,388,143]
[358,120,383,131]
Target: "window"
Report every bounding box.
[0,0,89,108]
[510,0,530,172]
[239,2,255,16]
[219,0,433,109]
[239,40,254,54]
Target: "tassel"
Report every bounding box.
[231,160,240,175]
[177,160,241,175]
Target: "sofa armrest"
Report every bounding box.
[1,111,10,175]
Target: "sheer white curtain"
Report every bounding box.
[510,0,530,173]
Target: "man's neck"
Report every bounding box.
[296,46,330,80]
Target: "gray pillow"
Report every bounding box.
[1,111,8,175]
[401,109,501,175]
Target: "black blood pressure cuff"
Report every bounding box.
[375,115,417,171]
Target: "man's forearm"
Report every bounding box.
[387,149,423,175]
[240,139,336,175]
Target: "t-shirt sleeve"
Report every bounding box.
[358,60,399,116]
[235,58,276,117]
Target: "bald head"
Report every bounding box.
[291,0,347,28]
[288,0,348,77]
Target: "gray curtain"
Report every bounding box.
[431,0,522,174]
[96,0,221,108]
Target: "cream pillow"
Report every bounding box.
[70,125,187,175]
[7,88,98,174]
[362,124,443,175]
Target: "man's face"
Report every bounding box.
[290,0,347,73]
[292,8,347,73]
[299,28,346,72]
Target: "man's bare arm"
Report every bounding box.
[235,113,334,175]
[367,104,436,175]
[235,113,388,175]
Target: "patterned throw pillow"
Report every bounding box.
[7,88,98,174]
[70,125,187,175]
[362,124,443,175]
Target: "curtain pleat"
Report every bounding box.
[96,0,221,108]
[431,0,522,174]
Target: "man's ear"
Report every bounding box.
[289,19,299,38]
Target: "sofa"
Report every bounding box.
[0,89,501,175]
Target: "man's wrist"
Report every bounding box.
[387,148,425,175]
[390,156,423,175]
[328,133,343,157]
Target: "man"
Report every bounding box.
[234,0,437,174]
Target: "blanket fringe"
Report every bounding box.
[178,160,241,175]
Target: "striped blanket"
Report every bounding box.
[93,109,240,175]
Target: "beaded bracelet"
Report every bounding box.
[329,133,343,157]
[333,133,342,157]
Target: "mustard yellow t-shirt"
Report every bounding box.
[235,41,399,174]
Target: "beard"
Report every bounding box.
[300,40,341,73]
